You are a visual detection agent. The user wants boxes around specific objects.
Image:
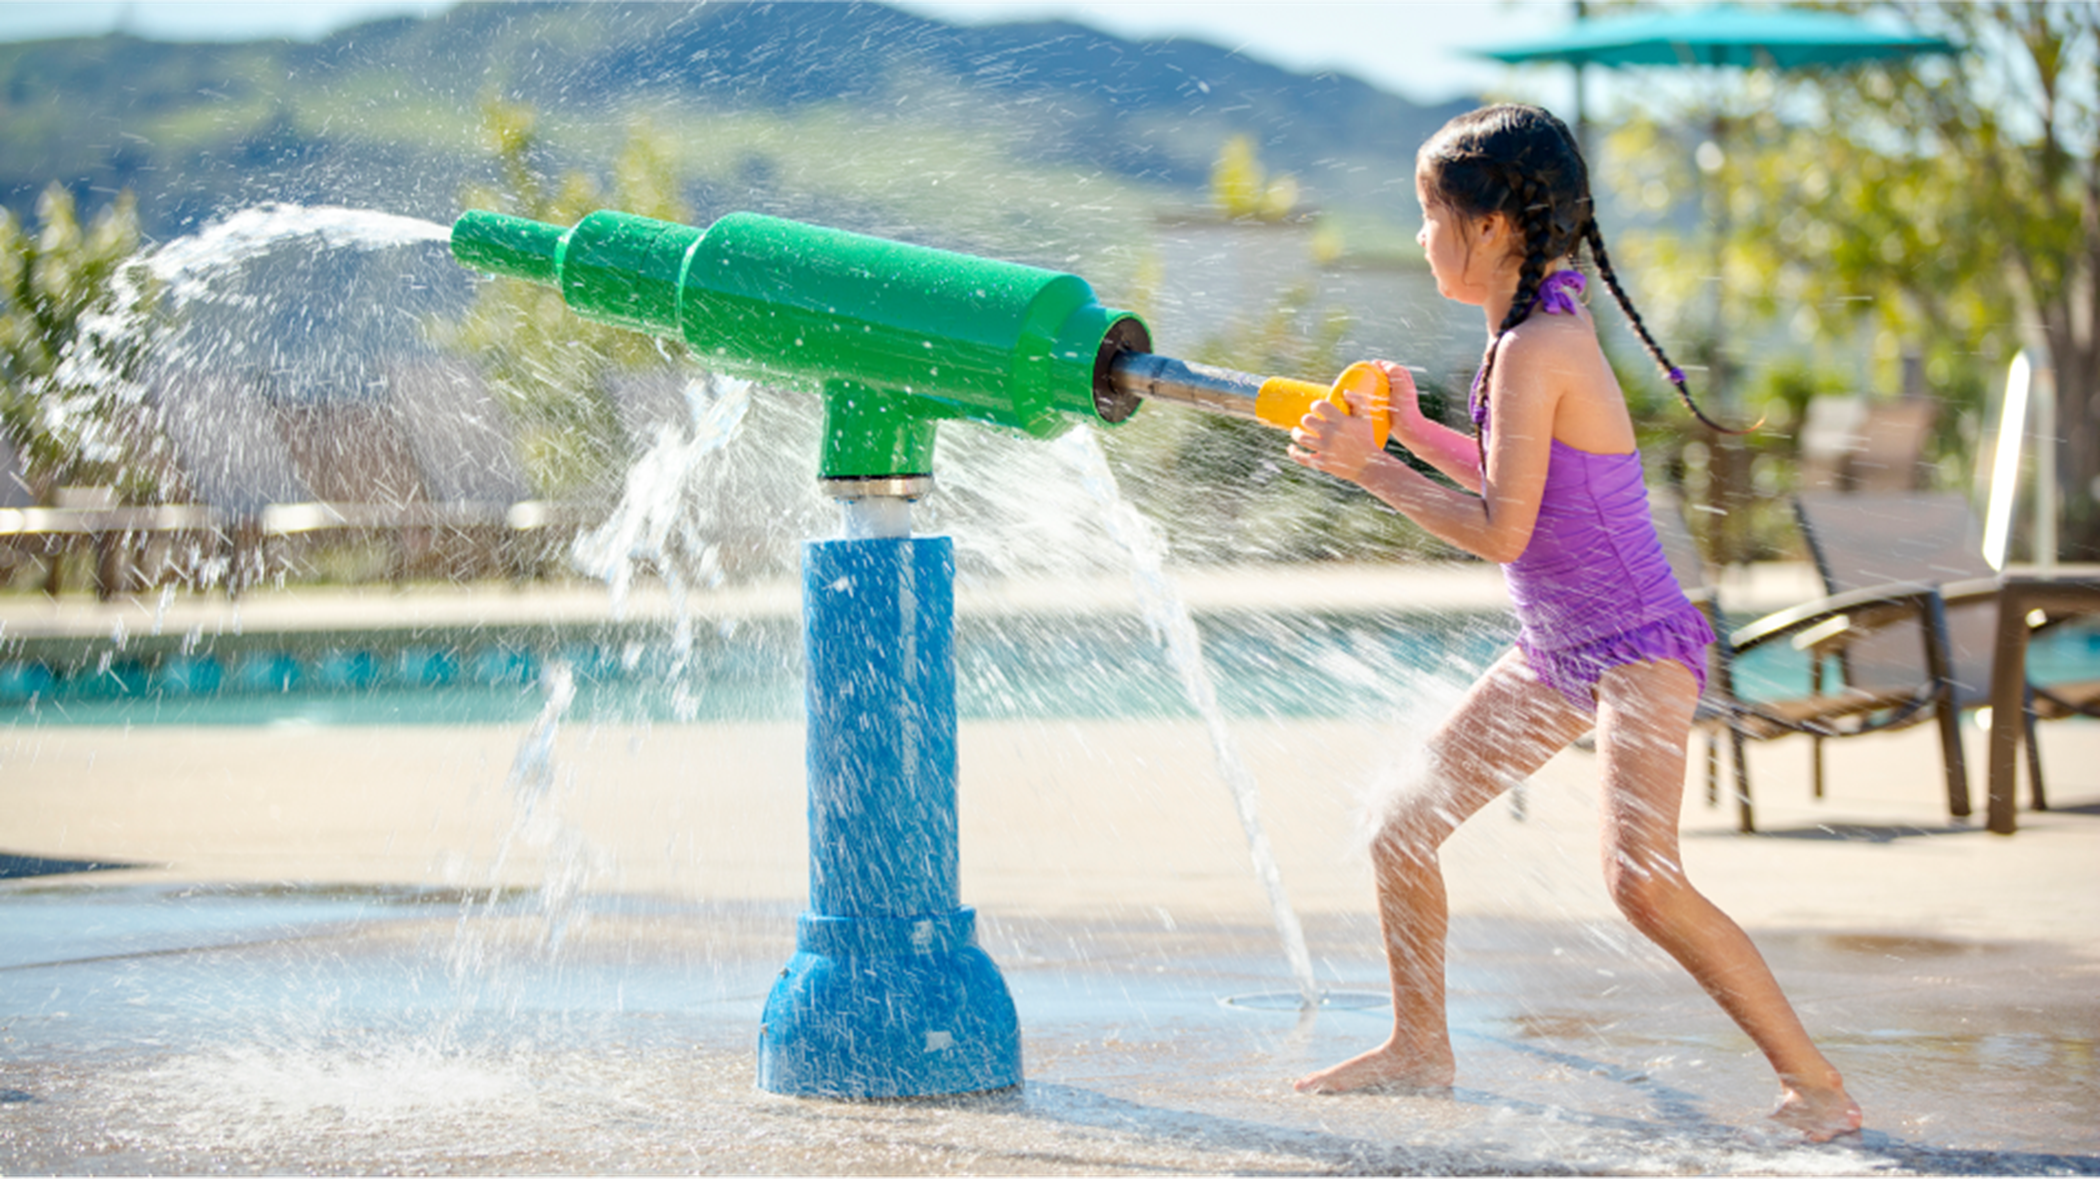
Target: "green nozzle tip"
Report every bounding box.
[450,210,566,287]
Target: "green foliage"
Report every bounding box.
[1806,1,2097,551]
[1602,1,2100,553]
[1209,134,1301,223]
[428,96,691,499]
[0,183,144,497]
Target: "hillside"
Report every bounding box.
[0,1,1470,245]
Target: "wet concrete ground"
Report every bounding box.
[4,620,2097,1175]
[2,886,2094,1175]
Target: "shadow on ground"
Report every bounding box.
[0,852,145,879]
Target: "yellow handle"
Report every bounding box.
[1254,361,1391,447]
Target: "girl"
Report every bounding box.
[1286,103,1862,1143]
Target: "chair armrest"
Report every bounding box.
[1726,581,1943,657]
[1716,580,1961,742]
[1941,575,2003,610]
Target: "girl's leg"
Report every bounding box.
[1296,648,1591,1093]
[1590,659,1862,1141]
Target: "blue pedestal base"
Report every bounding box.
[757,907,1022,1098]
[762,536,1022,1098]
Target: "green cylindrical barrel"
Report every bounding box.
[449,209,1149,480]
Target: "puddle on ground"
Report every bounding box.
[1816,932,1994,959]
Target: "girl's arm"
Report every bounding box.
[1369,360,1484,490]
[1295,338,1561,564]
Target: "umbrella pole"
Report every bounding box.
[1571,1,1590,163]
[1703,106,1750,569]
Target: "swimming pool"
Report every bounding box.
[0,610,1514,726]
[4,606,2095,727]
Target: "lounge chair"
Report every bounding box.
[1798,394,1939,493]
[1754,491,2099,834]
[1656,492,1968,833]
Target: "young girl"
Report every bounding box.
[1286,103,1862,1143]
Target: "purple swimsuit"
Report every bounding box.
[1471,271,1714,711]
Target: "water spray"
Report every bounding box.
[450,207,1390,1098]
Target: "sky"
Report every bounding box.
[0,0,1582,108]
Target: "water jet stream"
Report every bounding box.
[1060,429,1322,1010]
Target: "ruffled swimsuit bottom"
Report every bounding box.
[1516,582,1715,712]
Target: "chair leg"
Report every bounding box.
[2023,684,2049,812]
[1809,656,1826,800]
[1934,699,1970,821]
[1732,727,1754,833]
[1920,593,1971,821]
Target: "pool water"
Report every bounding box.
[0,611,1516,726]
[5,610,2095,729]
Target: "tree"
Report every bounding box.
[1885,0,2098,557]
[0,183,144,499]
[1619,2,2097,556]
[1209,134,1301,223]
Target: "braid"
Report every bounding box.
[1583,220,1748,434]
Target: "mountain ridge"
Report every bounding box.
[0,1,1471,239]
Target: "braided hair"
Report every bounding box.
[1416,104,1734,443]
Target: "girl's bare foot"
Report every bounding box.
[1294,1041,1455,1094]
[1769,1080,1863,1142]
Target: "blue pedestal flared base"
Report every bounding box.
[767,535,1022,1099]
[757,907,1022,1098]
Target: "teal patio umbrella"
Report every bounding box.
[1475,3,1955,71]
[1472,3,1955,193]
[1471,3,1956,561]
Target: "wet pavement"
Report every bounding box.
[2,885,2094,1175]
[4,575,2097,1174]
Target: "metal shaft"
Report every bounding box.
[1105,351,1265,422]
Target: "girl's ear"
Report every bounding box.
[1473,211,1524,266]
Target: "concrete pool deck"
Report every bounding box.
[2,566,2097,1173]
[3,710,2097,943]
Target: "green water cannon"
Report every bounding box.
[450,208,1392,499]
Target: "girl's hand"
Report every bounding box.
[1289,380,1384,483]
[1369,360,1430,448]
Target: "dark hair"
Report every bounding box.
[1417,103,1734,439]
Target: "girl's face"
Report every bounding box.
[1415,172,1511,307]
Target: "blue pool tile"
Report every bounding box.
[229,653,304,694]
[0,661,56,702]
[153,656,224,695]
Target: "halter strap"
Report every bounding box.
[1534,268,1585,316]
